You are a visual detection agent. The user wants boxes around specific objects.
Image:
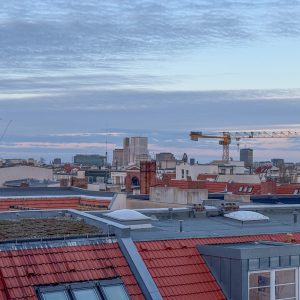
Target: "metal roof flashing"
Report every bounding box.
[197,240,300,260]
[198,240,300,300]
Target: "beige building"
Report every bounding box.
[129,137,148,164]
[176,161,246,180]
[0,165,53,187]
[150,186,208,205]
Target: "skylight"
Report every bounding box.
[105,209,150,221]
[224,211,269,222]
[38,279,130,300]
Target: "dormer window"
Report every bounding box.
[249,268,296,300]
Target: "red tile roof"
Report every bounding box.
[136,233,300,300]
[276,184,300,195]
[0,197,110,211]
[197,174,218,181]
[0,242,144,300]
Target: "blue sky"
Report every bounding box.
[1,0,300,162]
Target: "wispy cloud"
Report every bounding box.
[1,0,300,93]
[50,132,124,137]
[0,142,116,150]
[1,1,300,161]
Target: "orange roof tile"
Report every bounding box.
[136,233,300,300]
[0,197,110,211]
[0,243,144,300]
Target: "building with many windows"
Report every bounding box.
[74,154,106,167]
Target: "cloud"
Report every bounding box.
[1,1,300,161]
[0,142,116,150]
[1,0,299,76]
[50,132,125,137]
[2,88,300,139]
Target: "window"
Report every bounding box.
[243,186,248,192]
[37,279,130,300]
[275,269,296,300]
[102,285,130,300]
[294,189,299,195]
[73,288,99,300]
[249,268,296,300]
[181,169,184,178]
[249,271,271,299]
[42,291,69,300]
[247,187,253,193]
[239,186,244,192]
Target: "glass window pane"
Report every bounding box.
[249,287,270,300]
[74,288,99,300]
[275,284,296,299]
[275,269,295,284]
[249,272,271,288]
[43,291,68,300]
[102,285,129,300]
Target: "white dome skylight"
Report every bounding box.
[105,209,150,221]
[225,211,269,222]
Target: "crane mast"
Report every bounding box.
[190,130,300,162]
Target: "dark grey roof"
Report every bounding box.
[0,187,115,197]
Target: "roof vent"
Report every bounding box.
[104,209,152,229]
[224,210,269,223]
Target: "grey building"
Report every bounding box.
[240,148,253,168]
[53,158,62,165]
[271,158,285,167]
[155,152,175,162]
[123,137,130,166]
[112,149,124,168]
[156,152,176,170]
[74,154,106,166]
[85,169,110,183]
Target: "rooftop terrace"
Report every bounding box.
[0,217,102,241]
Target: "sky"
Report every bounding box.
[1,0,300,163]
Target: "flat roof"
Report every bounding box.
[130,210,300,241]
[0,187,115,198]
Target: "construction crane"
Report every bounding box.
[190,130,300,162]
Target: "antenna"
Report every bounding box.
[0,120,12,143]
[105,123,108,167]
[105,134,108,166]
